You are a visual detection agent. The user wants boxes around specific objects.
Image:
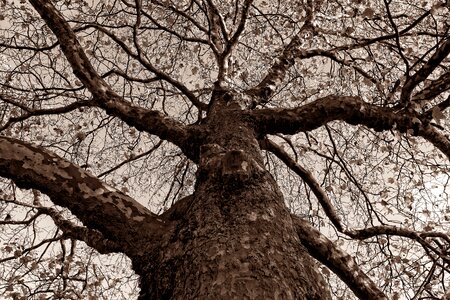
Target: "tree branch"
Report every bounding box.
[400,37,450,105]
[81,23,207,111]
[27,0,205,161]
[225,0,253,57]
[38,206,123,254]
[260,138,343,231]
[244,0,318,105]
[0,136,166,256]
[412,71,450,102]
[243,4,439,108]
[0,96,95,132]
[292,216,388,300]
[344,225,450,265]
[246,95,450,160]
[97,140,163,178]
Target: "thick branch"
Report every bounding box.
[0,136,166,256]
[205,0,226,54]
[28,0,204,161]
[28,0,107,95]
[435,94,450,113]
[416,124,450,160]
[412,71,450,102]
[245,0,317,104]
[345,225,450,265]
[292,216,388,300]
[244,5,437,107]
[39,206,123,254]
[260,138,343,231]
[400,38,450,105]
[246,95,450,160]
[95,99,205,162]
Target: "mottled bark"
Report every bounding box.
[293,217,388,300]
[133,101,331,299]
[246,95,450,159]
[28,0,206,162]
[0,98,335,298]
[0,136,165,257]
[4,90,446,298]
[16,1,331,297]
[10,1,447,298]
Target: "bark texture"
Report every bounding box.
[16,1,332,297]
[5,0,445,298]
[133,99,331,299]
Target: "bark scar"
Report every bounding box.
[221,150,247,175]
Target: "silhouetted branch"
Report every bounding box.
[0,136,166,257]
[260,138,344,231]
[400,38,450,105]
[292,216,388,300]
[247,95,450,159]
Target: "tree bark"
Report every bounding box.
[132,101,331,299]
[0,0,446,298]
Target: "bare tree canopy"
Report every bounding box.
[0,0,449,299]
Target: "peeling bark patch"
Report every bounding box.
[141,167,331,299]
[261,214,271,221]
[294,217,388,299]
[247,211,258,221]
[1,137,161,250]
[132,215,146,222]
[240,235,251,249]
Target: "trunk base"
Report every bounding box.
[135,172,330,299]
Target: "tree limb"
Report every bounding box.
[292,216,388,300]
[246,95,450,160]
[400,37,450,105]
[27,0,205,161]
[0,136,166,256]
[0,96,95,132]
[244,4,440,107]
[225,0,253,57]
[80,23,207,110]
[345,225,450,265]
[260,138,344,232]
[346,224,450,244]
[244,0,318,104]
[412,71,450,102]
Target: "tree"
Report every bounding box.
[0,0,449,298]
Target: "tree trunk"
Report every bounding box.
[132,101,331,299]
